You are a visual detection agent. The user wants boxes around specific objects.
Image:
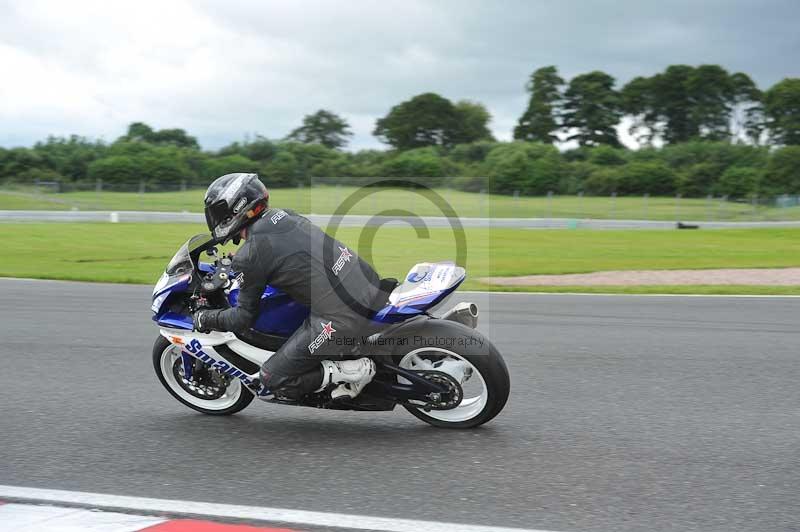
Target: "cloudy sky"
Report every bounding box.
[0,0,798,150]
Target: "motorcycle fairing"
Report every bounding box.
[372,262,466,324]
[151,273,190,313]
[158,328,273,391]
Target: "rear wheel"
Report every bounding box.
[394,326,510,428]
[152,336,254,415]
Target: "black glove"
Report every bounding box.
[193,310,215,333]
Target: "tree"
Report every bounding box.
[450,141,497,163]
[308,152,351,179]
[652,141,768,196]
[588,145,628,166]
[374,93,464,150]
[244,136,277,161]
[686,64,735,141]
[653,65,697,143]
[87,156,141,184]
[514,66,564,143]
[87,152,191,184]
[279,142,340,182]
[126,122,154,141]
[201,155,260,181]
[287,110,353,150]
[454,100,494,144]
[622,66,765,145]
[261,151,299,187]
[582,168,620,195]
[0,148,45,183]
[32,135,107,182]
[764,78,800,145]
[345,150,392,181]
[482,142,562,194]
[762,146,800,194]
[621,76,660,145]
[617,161,677,195]
[583,161,677,196]
[729,72,764,143]
[678,162,721,196]
[380,147,446,182]
[561,71,622,147]
[148,128,200,149]
[121,122,199,149]
[715,166,760,198]
[218,136,277,161]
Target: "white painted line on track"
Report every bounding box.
[0,485,558,532]
[0,502,167,532]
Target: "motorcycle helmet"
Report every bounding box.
[204,173,269,243]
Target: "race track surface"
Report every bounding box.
[1,279,798,532]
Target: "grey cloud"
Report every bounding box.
[0,0,797,150]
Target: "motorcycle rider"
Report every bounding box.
[192,173,384,401]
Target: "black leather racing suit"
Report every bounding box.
[198,208,385,398]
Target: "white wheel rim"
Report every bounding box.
[399,347,488,423]
[160,344,243,410]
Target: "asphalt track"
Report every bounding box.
[0,279,798,531]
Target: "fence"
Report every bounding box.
[2,180,800,223]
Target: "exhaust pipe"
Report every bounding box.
[441,302,479,329]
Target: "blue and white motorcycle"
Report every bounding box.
[151,233,509,428]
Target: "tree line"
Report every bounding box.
[1,64,798,199]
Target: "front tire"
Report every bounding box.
[152,336,254,415]
[391,321,510,429]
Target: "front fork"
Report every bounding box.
[180,352,195,381]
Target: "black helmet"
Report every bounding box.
[204,173,269,243]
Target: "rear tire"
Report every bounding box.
[391,321,510,429]
[152,336,254,415]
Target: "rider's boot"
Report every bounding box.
[317,358,376,400]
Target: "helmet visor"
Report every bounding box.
[212,212,244,241]
[205,199,230,231]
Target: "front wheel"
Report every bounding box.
[393,324,510,428]
[152,336,254,415]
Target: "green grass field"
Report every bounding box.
[2,186,798,221]
[2,223,799,294]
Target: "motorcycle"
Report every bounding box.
[150,233,510,428]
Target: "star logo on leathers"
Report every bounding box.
[308,321,337,353]
[331,246,353,276]
[321,321,336,339]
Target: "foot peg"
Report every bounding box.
[246,375,273,399]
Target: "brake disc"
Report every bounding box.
[172,357,229,400]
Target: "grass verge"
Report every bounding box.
[471,284,800,295]
[2,186,799,221]
[1,223,799,294]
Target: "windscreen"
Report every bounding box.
[166,242,191,276]
[165,233,214,276]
